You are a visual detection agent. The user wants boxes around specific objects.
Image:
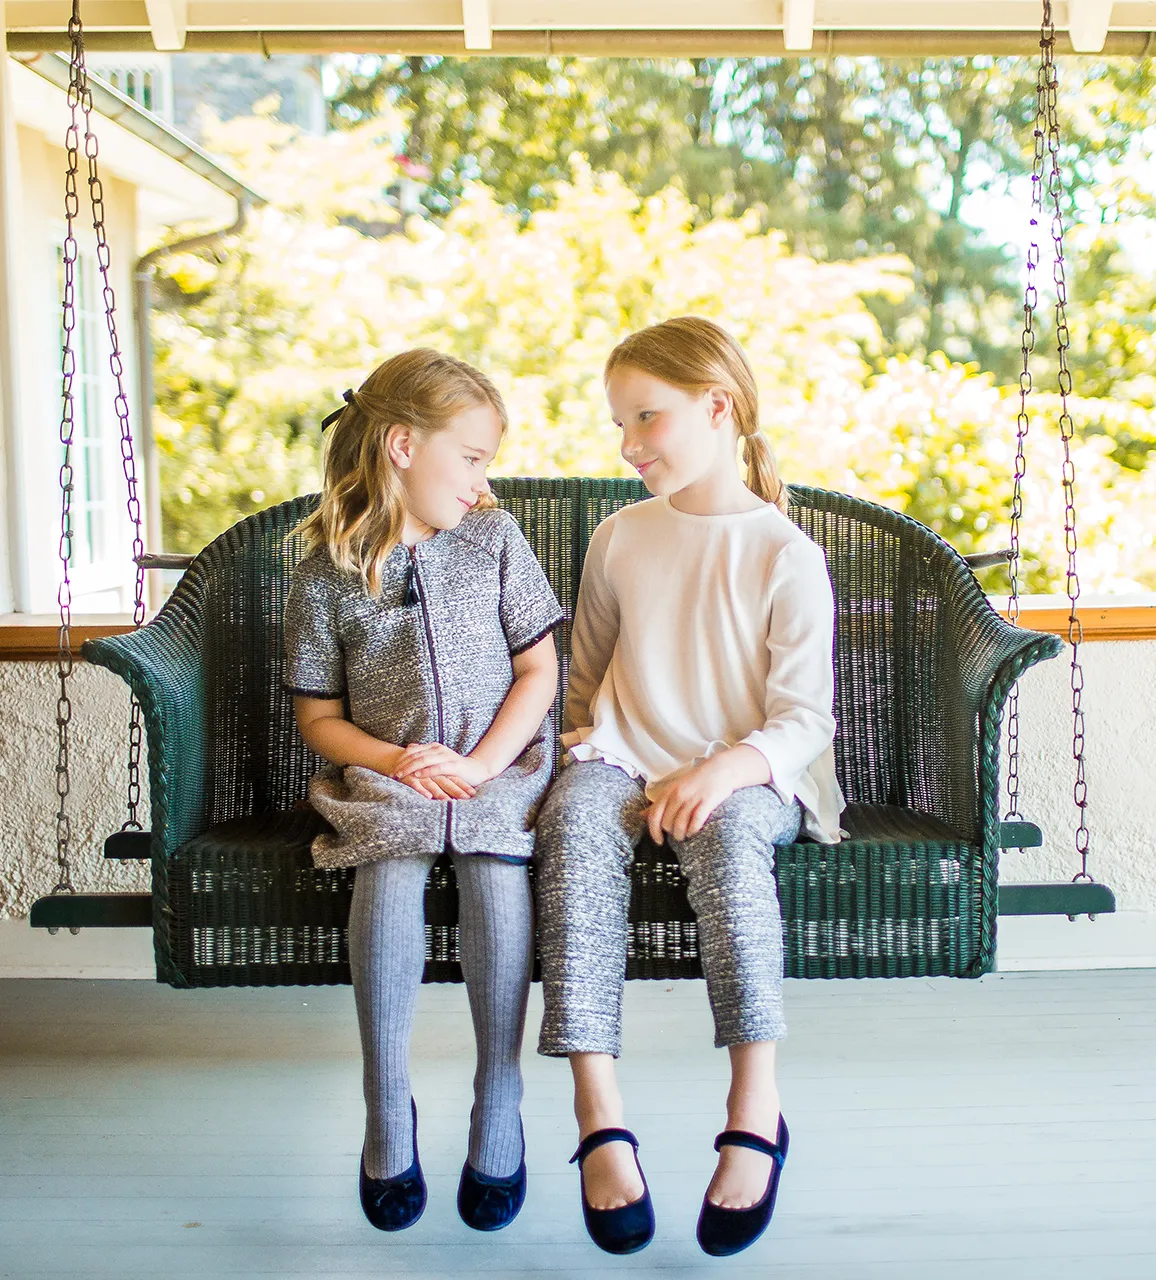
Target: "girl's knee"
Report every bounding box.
[536,766,644,857]
[677,821,778,901]
[694,787,799,850]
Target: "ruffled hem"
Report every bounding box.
[563,740,647,781]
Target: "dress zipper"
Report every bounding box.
[408,544,453,849]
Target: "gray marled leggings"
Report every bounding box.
[535,760,801,1057]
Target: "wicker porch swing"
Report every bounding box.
[31,2,1114,984]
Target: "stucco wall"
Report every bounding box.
[1002,638,1156,909]
[0,661,149,916]
[1,636,1152,919]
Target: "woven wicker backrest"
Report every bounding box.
[170,477,984,841]
[170,496,321,830]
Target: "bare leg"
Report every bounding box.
[706,1040,782,1208]
[570,1052,646,1209]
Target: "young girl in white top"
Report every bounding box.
[534,317,843,1257]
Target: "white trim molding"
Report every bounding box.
[782,0,816,50]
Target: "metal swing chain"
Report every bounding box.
[1040,1,1092,882]
[52,6,88,898]
[1004,22,1052,827]
[51,1,147,910]
[71,0,148,832]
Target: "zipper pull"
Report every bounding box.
[404,550,418,606]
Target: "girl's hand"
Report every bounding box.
[392,744,494,795]
[371,743,477,801]
[643,750,766,844]
[397,772,476,802]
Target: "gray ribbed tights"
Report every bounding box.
[348,852,532,1179]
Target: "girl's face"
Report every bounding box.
[606,365,735,497]
[389,402,503,535]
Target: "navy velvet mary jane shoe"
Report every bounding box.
[570,1127,655,1255]
[358,1099,427,1232]
[457,1149,528,1231]
[696,1116,790,1257]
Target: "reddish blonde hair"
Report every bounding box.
[605,316,788,513]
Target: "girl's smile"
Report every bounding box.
[606,365,751,512]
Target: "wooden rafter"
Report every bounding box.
[462,0,492,51]
[1069,0,1114,51]
[144,0,187,51]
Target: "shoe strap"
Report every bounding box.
[569,1126,640,1166]
[714,1129,785,1165]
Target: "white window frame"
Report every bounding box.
[50,225,133,607]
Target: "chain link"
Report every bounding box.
[1040,1,1092,882]
[51,3,148,909]
[1005,4,1092,887]
[71,0,148,831]
[1004,23,1052,827]
[52,6,88,898]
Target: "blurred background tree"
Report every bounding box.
[328,53,1156,376]
[150,54,1156,592]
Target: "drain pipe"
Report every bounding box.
[132,199,253,601]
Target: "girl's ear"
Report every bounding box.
[706,387,734,430]
[385,423,415,469]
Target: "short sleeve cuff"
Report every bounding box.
[283,682,346,699]
[508,614,564,657]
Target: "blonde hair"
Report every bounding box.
[297,348,506,595]
[604,316,788,514]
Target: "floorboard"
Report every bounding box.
[1,971,1154,1279]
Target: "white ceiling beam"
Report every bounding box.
[1068,0,1114,52]
[462,0,493,51]
[782,0,816,51]
[145,0,188,51]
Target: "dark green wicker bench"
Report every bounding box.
[82,478,1060,988]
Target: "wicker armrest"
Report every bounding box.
[82,607,208,862]
[915,544,1064,843]
[947,587,1064,713]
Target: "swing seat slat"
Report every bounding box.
[997,881,1117,918]
[29,893,153,930]
[103,831,153,859]
[998,821,1045,849]
[79,478,1061,988]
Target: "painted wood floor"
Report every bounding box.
[1,969,1154,1279]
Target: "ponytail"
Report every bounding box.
[741,430,788,515]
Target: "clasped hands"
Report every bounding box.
[378,740,768,827]
[381,742,494,801]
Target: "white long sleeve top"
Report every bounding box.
[562,495,845,843]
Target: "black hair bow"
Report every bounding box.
[321,388,354,431]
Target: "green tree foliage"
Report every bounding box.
[151,113,1156,592]
[328,54,1156,379]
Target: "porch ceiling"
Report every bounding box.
[6,2,1156,56]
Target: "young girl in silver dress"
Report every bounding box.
[284,349,563,1234]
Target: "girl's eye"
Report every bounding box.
[638,411,655,423]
